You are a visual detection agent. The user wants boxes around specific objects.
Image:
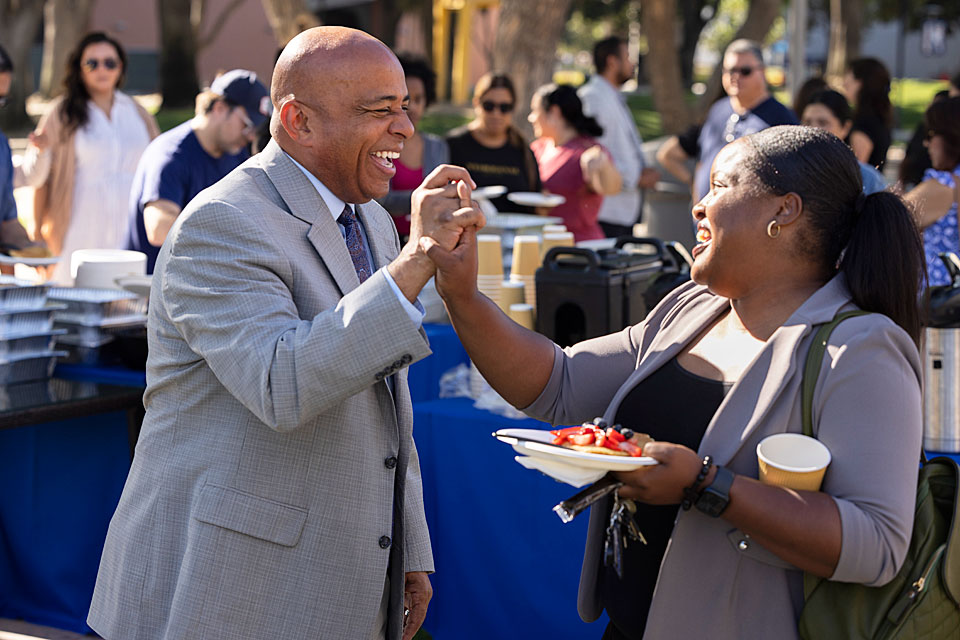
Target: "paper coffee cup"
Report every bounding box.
[757,433,831,491]
[508,303,535,330]
[541,231,575,260]
[498,280,525,312]
[477,234,503,276]
[510,235,541,278]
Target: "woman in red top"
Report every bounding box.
[528,83,621,241]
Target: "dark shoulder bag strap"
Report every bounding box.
[801,310,872,439]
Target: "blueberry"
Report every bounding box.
[621,428,635,439]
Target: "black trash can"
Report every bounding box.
[535,237,690,347]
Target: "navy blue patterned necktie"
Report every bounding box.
[338,204,372,283]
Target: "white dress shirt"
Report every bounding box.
[285,152,422,328]
[578,75,647,227]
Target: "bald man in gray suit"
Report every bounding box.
[88,27,483,640]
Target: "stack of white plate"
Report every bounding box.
[71,249,147,290]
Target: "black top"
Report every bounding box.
[848,114,891,170]
[599,357,731,639]
[445,126,540,213]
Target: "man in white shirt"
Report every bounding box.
[579,36,659,238]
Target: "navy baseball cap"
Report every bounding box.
[211,69,272,127]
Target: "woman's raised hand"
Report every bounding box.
[420,223,480,306]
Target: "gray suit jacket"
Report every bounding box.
[524,275,922,639]
[88,140,434,640]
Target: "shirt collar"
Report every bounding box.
[283,151,351,222]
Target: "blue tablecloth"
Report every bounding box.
[413,398,608,639]
[0,411,131,633]
[409,323,467,403]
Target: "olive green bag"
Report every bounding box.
[797,311,960,639]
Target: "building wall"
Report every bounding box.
[90,0,278,92]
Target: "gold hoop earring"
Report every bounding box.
[767,220,781,239]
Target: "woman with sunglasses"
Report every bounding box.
[904,96,960,287]
[17,31,159,282]
[842,58,892,170]
[528,84,621,241]
[800,89,886,195]
[446,72,540,213]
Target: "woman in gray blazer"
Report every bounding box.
[423,126,925,639]
[378,55,449,240]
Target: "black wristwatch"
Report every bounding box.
[694,465,734,517]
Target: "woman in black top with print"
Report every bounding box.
[842,58,892,169]
[446,72,540,212]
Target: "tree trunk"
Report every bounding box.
[826,0,862,81]
[695,0,781,118]
[259,0,318,48]
[0,0,46,132]
[40,0,95,98]
[677,0,717,88]
[158,0,200,109]
[492,0,574,140]
[642,0,691,134]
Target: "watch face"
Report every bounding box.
[695,487,729,517]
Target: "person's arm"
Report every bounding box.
[905,178,955,229]
[848,130,874,164]
[656,136,694,186]
[616,320,922,583]
[143,199,182,246]
[581,144,622,195]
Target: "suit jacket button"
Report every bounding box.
[384,456,398,469]
[379,536,392,549]
[374,372,384,381]
[401,354,412,364]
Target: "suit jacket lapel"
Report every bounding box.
[260,141,360,296]
[700,276,855,465]
[602,294,730,425]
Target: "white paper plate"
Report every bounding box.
[115,274,153,298]
[506,192,566,208]
[0,253,60,266]
[493,428,657,471]
[474,185,507,200]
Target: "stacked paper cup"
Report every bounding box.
[542,224,567,234]
[509,235,540,314]
[540,231,576,261]
[508,303,536,330]
[497,280,525,313]
[477,234,504,305]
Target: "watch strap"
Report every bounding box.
[695,465,735,517]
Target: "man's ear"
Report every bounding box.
[277,100,313,145]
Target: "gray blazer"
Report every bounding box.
[377,133,450,216]
[524,275,922,639]
[88,140,434,640]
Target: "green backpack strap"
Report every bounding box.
[800,310,871,439]
[800,310,870,601]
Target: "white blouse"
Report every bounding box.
[53,91,151,283]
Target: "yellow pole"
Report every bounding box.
[433,0,450,101]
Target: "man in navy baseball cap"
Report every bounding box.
[125,68,272,271]
[211,69,272,129]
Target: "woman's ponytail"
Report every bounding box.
[839,191,925,344]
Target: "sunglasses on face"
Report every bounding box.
[925,130,940,141]
[724,66,756,77]
[481,100,514,114]
[83,58,119,72]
